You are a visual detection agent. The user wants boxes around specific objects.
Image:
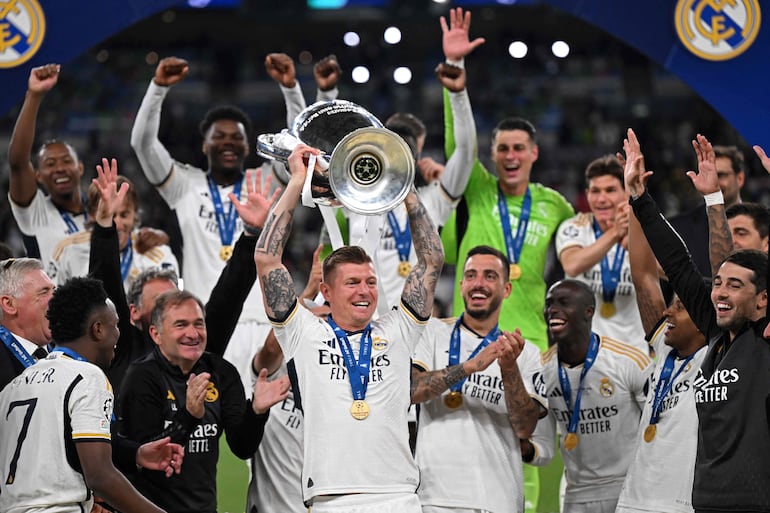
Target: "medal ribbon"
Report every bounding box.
[387,211,411,264]
[592,219,626,304]
[52,346,87,362]
[0,326,36,368]
[56,193,88,234]
[327,317,372,401]
[558,332,600,435]
[447,314,500,393]
[207,174,243,248]
[649,349,695,426]
[120,240,134,282]
[498,186,531,267]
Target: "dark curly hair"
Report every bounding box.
[47,277,108,344]
[198,105,253,139]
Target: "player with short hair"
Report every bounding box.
[411,244,546,513]
[726,201,770,251]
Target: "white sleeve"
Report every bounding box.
[70,368,113,442]
[439,88,477,201]
[528,410,556,467]
[520,342,548,408]
[130,80,176,186]
[280,83,307,127]
[316,86,338,102]
[411,319,439,372]
[555,216,589,255]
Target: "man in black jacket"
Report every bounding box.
[625,129,770,513]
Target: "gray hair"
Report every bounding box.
[0,258,46,322]
[127,267,179,309]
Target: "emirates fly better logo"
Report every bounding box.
[0,0,45,68]
[675,0,761,61]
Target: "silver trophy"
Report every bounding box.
[257,100,414,215]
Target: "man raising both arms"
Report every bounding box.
[254,143,444,512]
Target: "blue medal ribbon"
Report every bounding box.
[498,186,531,267]
[558,332,601,435]
[120,240,134,282]
[56,193,88,235]
[447,314,500,393]
[0,326,36,368]
[387,211,411,264]
[592,219,626,304]
[649,349,696,426]
[327,317,372,401]
[207,174,243,248]
[51,346,87,362]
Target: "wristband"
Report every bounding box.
[243,224,263,237]
[445,57,465,69]
[703,190,724,206]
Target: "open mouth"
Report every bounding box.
[548,318,566,333]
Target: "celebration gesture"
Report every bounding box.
[753,145,770,174]
[441,7,485,62]
[28,63,60,94]
[154,57,189,87]
[92,158,129,228]
[686,134,720,195]
[622,128,653,198]
[436,62,466,93]
[252,369,291,414]
[314,54,342,92]
[229,168,282,230]
[265,53,296,88]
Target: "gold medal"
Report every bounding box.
[444,391,463,409]
[563,432,579,451]
[219,245,233,261]
[350,399,370,420]
[643,424,657,443]
[509,263,522,281]
[600,302,616,318]
[398,261,411,277]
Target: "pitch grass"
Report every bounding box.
[216,437,565,513]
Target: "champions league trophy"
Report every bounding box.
[257,99,415,216]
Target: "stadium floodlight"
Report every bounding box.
[508,41,528,59]
[352,66,371,84]
[384,26,402,45]
[552,40,570,58]
[344,31,361,47]
[393,66,412,84]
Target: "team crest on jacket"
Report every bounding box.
[0,0,46,68]
[675,0,761,61]
[205,382,219,402]
[599,377,615,397]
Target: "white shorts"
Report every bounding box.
[311,493,421,513]
[223,319,273,398]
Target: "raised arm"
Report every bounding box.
[401,191,445,318]
[8,64,60,206]
[437,63,476,202]
[130,57,187,185]
[313,54,341,101]
[410,340,501,404]
[265,53,306,126]
[255,144,321,320]
[687,134,733,276]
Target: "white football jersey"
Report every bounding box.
[248,365,305,513]
[412,317,547,513]
[616,321,707,513]
[540,336,652,504]
[272,302,425,501]
[9,189,87,266]
[556,213,648,354]
[0,352,113,513]
[48,230,179,294]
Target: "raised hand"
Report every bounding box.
[252,369,291,414]
[686,134,720,195]
[440,7,486,62]
[265,53,296,88]
[229,168,282,230]
[435,62,466,93]
[622,128,652,198]
[92,158,128,228]
[753,145,770,174]
[154,57,189,87]
[28,64,60,94]
[185,372,211,419]
[418,157,445,184]
[314,55,342,92]
[497,329,525,372]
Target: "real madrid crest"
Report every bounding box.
[0,0,46,69]
[675,0,761,61]
[599,377,615,398]
[205,382,219,402]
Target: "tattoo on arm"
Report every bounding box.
[501,365,539,439]
[635,285,664,337]
[255,209,294,257]
[402,198,443,317]
[262,268,297,320]
[410,364,467,404]
[707,204,732,278]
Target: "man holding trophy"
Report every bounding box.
[253,138,444,512]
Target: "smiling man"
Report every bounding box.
[131,56,274,395]
[8,64,88,266]
[556,155,647,353]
